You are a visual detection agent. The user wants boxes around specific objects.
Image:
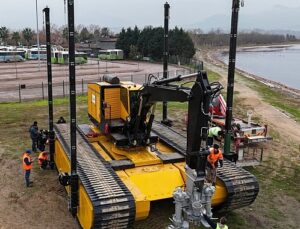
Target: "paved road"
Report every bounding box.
[0,60,190,102]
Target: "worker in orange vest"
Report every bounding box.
[206,144,224,185]
[38,151,49,169]
[23,149,34,187]
[203,214,228,229]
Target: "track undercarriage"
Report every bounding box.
[54,121,259,229]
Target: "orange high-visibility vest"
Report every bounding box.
[23,153,32,170]
[38,152,48,165]
[207,148,223,165]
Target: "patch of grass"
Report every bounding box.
[0,96,88,156]
[172,68,221,89]
[268,128,280,141]
[245,160,300,202]
[267,208,283,221]
[226,211,246,228]
[237,74,300,122]
[270,168,300,201]
[205,68,221,82]
[156,101,188,111]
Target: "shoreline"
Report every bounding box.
[214,42,300,52]
[202,48,300,99]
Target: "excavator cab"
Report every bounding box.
[88,75,159,147]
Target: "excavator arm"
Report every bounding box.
[127,71,213,179]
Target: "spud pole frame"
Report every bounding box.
[162,2,172,126]
[67,0,79,216]
[43,7,55,170]
[224,0,241,156]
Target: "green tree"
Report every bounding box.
[0,26,9,44]
[22,28,34,46]
[129,45,140,59]
[130,26,140,45]
[116,28,129,57]
[137,26,164,60]
[12,31,21,46]
[62,27,79,43]
[137,26,153,57]
[79,27,90,42]
[116,26,195,60]
[169,27,195,59]
[147,27,164,60]
[93,29,101,42]
[101,27,109,37]
[62,27,68,43]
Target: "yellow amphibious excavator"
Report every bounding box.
[54,73,259,229]
[47,1,258,228]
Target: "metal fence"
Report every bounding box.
[1,68,196,103]
[169,56,204,71]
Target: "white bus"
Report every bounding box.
[98,49,124,60]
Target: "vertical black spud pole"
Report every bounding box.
[224,0,240,156]
[43,7,55,169]
[162,2,172,126]
[68,0,78,216]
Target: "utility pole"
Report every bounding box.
[224,0,242,156]
[43,7,55,170]
[35,0,41,71]
[67,0,79,217]
[161,2,172,126]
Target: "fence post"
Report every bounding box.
[18,84,21,103]
[63,80,65,97]
[42,82,45,100]
[82,78,84,95]
[145,74,147,83]
[131,74,133,82]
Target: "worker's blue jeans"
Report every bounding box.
[25,169,31,187]
[207,137,213,146]
[31,138,38,152]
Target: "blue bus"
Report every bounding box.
[0,50,25,62]
[27,48,47,60]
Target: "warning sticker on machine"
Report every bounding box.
[92,94,96,104]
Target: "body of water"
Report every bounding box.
[222,44,300,90]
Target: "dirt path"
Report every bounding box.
[198,51,300,144]
[198,50,300,228]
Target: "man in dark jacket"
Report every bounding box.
[29,121,39,152]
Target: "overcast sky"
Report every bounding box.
[1,0,300,31]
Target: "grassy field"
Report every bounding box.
[0,67,299,228]
[0,96,88,156]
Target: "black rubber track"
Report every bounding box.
[54,124,135,229]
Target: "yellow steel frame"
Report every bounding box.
[55,133,228,228]
[56,81,228,228]
[55,140,94,229]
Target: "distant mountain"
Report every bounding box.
[187,5,300,36]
